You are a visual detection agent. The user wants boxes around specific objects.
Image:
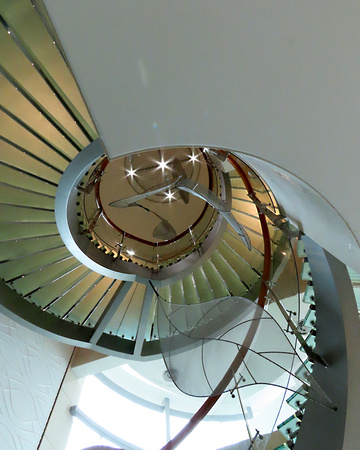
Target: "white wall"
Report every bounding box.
[39,363,84,450]
[0,312,73,449]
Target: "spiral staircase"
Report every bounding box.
[0,0,294,364]
[3,3,360,450]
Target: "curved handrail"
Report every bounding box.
[161,153,272,449]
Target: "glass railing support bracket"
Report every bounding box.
[249,194,303,238]
[266,283,328,367]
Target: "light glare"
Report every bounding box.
[165,190,175,201]
[126,168,137,177]
[157,158,169,171]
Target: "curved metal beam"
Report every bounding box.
[295,237,360,450]
[176,179,252,251]
[55,140,230,285]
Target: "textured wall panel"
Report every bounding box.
[0,313,73,449]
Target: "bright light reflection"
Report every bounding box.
[127,250,135,256]
[126,168,137,178]
[157,158,170,171]
[122,364,172,392]
[189,153,198,163]
[67,376,167,450]
[165,190,175,201]
[66,375,249,450]
[66,417,116,450]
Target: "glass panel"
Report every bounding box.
[157,295,333,409]
[302,308,316,329]
[301,259,312,281]
[286,387,307,411]
[302,283,315,304]
[277,414,300,440]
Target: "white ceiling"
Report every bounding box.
[43,1,360,267]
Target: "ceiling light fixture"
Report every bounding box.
[126,168,137,178]
[165,190,175,202]
[157,158,169,171]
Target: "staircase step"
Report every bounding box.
[286,386,308,411]
[0,73,80,159]
[302,309,316,329]
[210,251,247,296]
[0,235,64,262]
[0,204,54,223]
[50,271,104,318]
[0,137,62,183]
[294,359,313,384]
[0,163,57,196]
[201,259,230,298]
[217,240,259,289]
[277,414,301,441]
[0,2,96,137]
[10,256,79,295]
[296,239,307,258]
[231,198,259,217]
[224,227,264,259]
[300,333,316,353]
[192,267,215,302]
[32,265,92,308]
[170,280,185,305]
[231,209,262,235]
[107,282,146,339]
[0,110,69,171]
[0,222,58,240]
[301,259,312,281]
[61,274,105,320]
[182,274,200,305]
[0,183,54,209]
[81,279,122,326]
[1,246,70,281]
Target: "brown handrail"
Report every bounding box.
[161,153,272,450]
